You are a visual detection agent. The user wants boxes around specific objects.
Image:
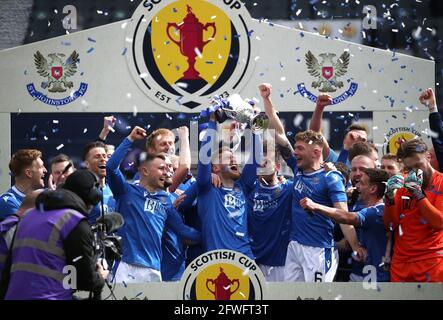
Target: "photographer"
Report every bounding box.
[1,169,108,300]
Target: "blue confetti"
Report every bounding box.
[172,7,177,13]
[122,47,127,55]
[87,47,94,53]
[205,61,214,64]
[247,30,254,37]
[80,72,84,76]
[24,70,27,75]
[87,37,96,43]
[401,65,406,69]
[368,63,372,70]
[300,32,305,38]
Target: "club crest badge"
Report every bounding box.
[297,50,358,105]
[26,50,88,106]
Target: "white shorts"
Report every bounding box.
[113,261,162,283]
[258,264,285,282]
[284,240,338,282]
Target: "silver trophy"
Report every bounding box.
[213,94,268,133]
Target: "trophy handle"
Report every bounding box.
[166,23,181,47]
[230,279,240,295]
[203,22,217,47]
[206,279,216,295]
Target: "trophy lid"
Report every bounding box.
[183,5,200,24]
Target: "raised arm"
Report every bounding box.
[106,126,146,198]
[309,94,332,160]
[98,116,116,142]
[259,83,285,135]
[419,88,443,170]
[197,119,217,191]
[169,126,191,193]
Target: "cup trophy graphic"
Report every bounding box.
[167,5,216,92]
[206,267,240,300]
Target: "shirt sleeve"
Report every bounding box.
[197,121,217,193]
[356,206,384,229]
[240,132,262,196]
[0,196,19,220]
[178,182,198,213]
[325,149,339,163]
[326,171,347,204]
[166,206,201,242]
[106,138,132,198]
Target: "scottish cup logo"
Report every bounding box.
[180,250,266,300]
[27,50,88,106]
[297,50,358,104]
[127,0,255,111]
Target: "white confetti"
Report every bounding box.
[280,76,286,82]
[176,82,188,88]
[121,22,128,29]
[194,47,202,58]
[211,15,216,19]
[139,73,148,78]
[334,294,342,300]
[83,128,88,133]
[133,105,138,116]
[53,120,59,124]
[44,136,48,141]
[399,224,403,236]
[296,9,302,16]
[126,92,132,99]
[56,144,64,150]
[293,114,304,127]
[72,256,83,262]
[254,56,260,61]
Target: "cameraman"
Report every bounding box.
[1,170,108,300]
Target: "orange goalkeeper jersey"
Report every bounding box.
[387,171,443,263]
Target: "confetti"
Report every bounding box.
[87,48,94,54]
[139,73,148,78]
[194,47,202,58]
[87,37,96,42]
[293,114,304,127]
[121,22,128,29]
[83,128,88,133]
[53,120,59,124]
[280,76,286,82]
[56,144,64,150]
[122,48,128,55]
[133,105,138,116]
[72,256,83,262]
[176,82,188,88]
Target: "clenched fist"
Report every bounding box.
[258,83,272,99]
